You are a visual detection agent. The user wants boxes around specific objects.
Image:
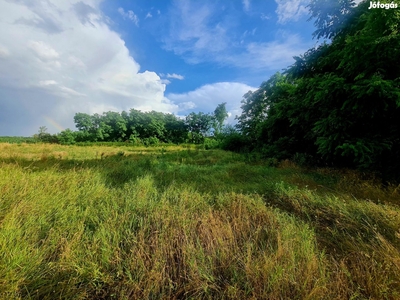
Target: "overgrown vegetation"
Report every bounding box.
[235,0,400,181]
[33,1,400,183]
[36,102,229,146]
[0,136,38,144]
[0,143,399,299]
[2,1,400,298]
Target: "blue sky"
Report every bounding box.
[0,0,322,135]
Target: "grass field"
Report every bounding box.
[0,143,399,299]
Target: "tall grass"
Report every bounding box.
[0,143,399,299]
[0,137,37,144]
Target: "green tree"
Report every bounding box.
[213,102,228,135]
[307,0,357,39]
[186,112,213,144]
[35,126,59,143]
[101,111,127,141]
[164,114,188,143]
[57,129,76,145]
[74,113,96,141]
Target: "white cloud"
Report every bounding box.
[167,82,257,123]
[164,0,311,72]
[118,7,139,26]
[28,40,60,60]
[0,0,179,135]
[242,0,250,11]
[164,0,230,62]
[166,73,184,80]
[39,80,57,86]
[275,0,309,24]
[238,33,308,70]
[260,13,271,21]
[0,45,10,58]
[160,79,171,85]
[145,12,152,19]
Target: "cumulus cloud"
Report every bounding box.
[167,82,257,124]
[118,7,139,26]
[0,0,176,135]
[28,40,60,60]
[74,1,98,25]
[275,0,309,24]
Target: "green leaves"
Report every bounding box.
[307,0,357,40]
[213,102,228,135]
[185,112,213,144]
[234,0,400,178]
[72,110,188,144]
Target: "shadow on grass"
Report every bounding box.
[2,149,397,201]
[0,150,281,195]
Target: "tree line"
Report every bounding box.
[36,103,228,146]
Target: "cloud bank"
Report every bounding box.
[167,82,257,124]
[0,0,177,135]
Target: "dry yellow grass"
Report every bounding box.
[0,143,399,299]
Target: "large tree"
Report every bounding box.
[235,0,400,179]
[186,112,213,144]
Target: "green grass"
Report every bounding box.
[0,136,37,144]
[0,143,399,299]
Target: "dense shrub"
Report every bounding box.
[204,138,220,150]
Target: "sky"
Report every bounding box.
[0,0,324,136]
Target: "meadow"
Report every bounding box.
[0,143,399,299]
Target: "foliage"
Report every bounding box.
[0,136,38,143]
[57,128,76,145]
[185,112,213,143]
[203,137,220,150]
[33,103,230,147]
[34,126,59,144]
[217,125,250,152]
[307,0,357,39]
[73,109,189,144]
[234,0,400,181]
[213,102,229,134]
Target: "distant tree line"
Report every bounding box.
[36,103,228,146]
[232,0,400,180]
[34,0,399,182]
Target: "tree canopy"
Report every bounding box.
[235,0,400,180]
[48,103,229,146]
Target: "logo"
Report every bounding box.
[368,1,398,9]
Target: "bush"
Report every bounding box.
[57,129,76,145]
[220,132,250,152]
[143,137,159,146]
[204,138,220,150]
[34,133,59,144]
[0,136,38,144]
